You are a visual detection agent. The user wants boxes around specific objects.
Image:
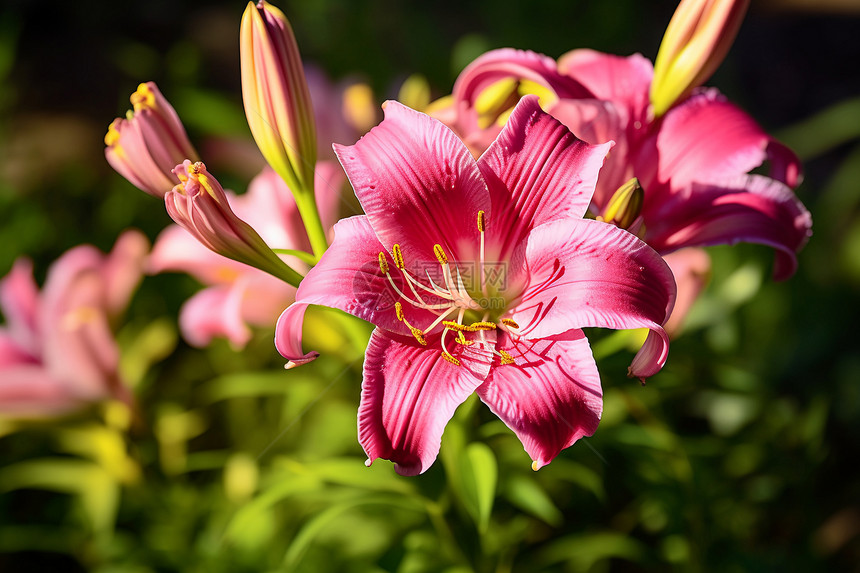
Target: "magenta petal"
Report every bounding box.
[358,328,492,476]
[478,95,612,255]
[452,48,590,106]
[0,331,37,368]
[477,330,602,469]
[644,175,812,280]
[274,302,319,368]
[510,219,675,380]
[556,49,654,123]
[294,215,439,336]
[333,101,490,266]
[655,90,773,189]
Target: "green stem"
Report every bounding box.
[272,248,317,267]
[294,191,329,261]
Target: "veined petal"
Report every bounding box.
[655,89,780,189]
[548,99,632,209]
[359,328,492,476]
[509,218,675,380]
[477,95,612,257]
[333,101,490,267]
[477,330,602,470]
[293,215,440,336]
[644,175,813,281]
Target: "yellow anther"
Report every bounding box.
[499,350,516,365]
[392,244,405,269]
[441,320,469,332]
[441,352,461,366]
[394,302,405,322]
[468,321,497,331]
[433,244,448,265]
[477,210,486,232]
[501,318,519,329]
[531,460,539,471]
[130,83,156,112]
[378,252,389,274]
[455,332,473,346]
[409,326,427,346]
[104,120,121,147]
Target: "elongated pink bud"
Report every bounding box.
[650,0,750,117]
[105,82,199,198]
[240,1,316,197]
[165,161,303,286]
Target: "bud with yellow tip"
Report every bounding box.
[240,1,328,258]
[105,82,199,198]
[650,0,750,118]
[597,177,645,232]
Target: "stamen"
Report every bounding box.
[499,350,517,365]
[442,320,470,332]
[468,321,497,331]
[395,302,405,322]
[392,244,405,269]
[477,210,486,232]
[378,252,389,274]
[441,352,461,366]
[455,332,473,346]
[478,211,488,296]
[409,326,427,346]
[433,244,448,265]
[501,318,519,329]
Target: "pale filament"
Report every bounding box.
[378,210,518,366]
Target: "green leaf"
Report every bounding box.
[502,474,563,526]
[459,442,497,535]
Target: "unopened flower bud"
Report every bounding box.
[105,82,199,198]
[240,1,316,197]
[598,177,644,231]
[164,161,303,286]
[650,0,750,118]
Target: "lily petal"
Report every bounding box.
[510,218,675,380]
[274,302,319,368]
[359,328,492,476]
[0,259,41,356]
[655,89,781,190]
[644,174,813,281]
[179,283,252,349]
[477,329,602,470]
[333,101,489,267]
[478,95,612,256]
[556,49,654,123]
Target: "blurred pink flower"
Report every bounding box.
[150,162,343,348]
[276,97,676,475]
[105,82,199,198]
[0,231,148,418]
[436,48,811,331]
[444,49,811,278]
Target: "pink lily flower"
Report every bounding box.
[105,82,199,198]
[275,96,676,475]
[0,231,148,418]
[149,161,343,348]
[442,48,811,281]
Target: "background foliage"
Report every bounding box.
[1,0,859,571]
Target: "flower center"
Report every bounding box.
[376,210,519,367]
